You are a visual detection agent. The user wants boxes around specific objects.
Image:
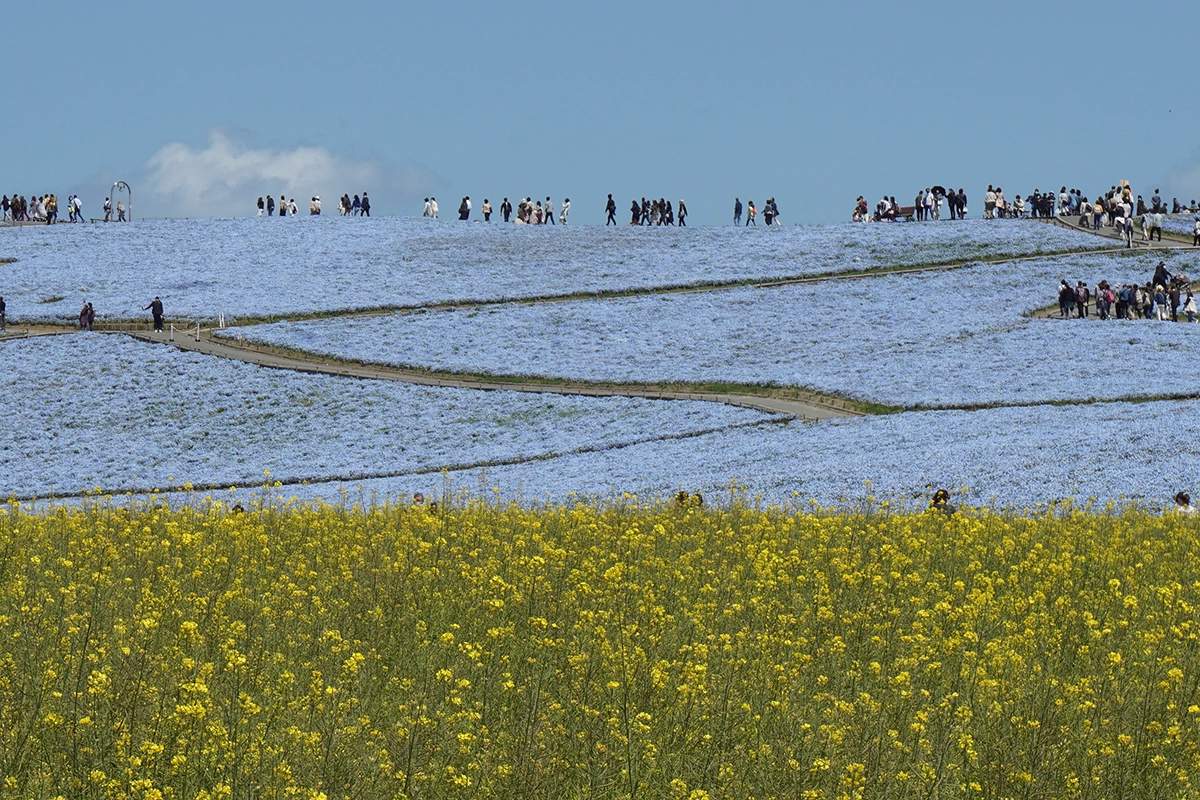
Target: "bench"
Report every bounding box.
[876,205,916,222]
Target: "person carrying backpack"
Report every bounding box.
[1074,282,1089,318]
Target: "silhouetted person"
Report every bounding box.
[605,194,617,225]
[144,296,164,332]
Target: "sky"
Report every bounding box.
[6,1,1200,225]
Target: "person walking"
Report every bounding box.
[79,302,90,331]
[1123,215,1134,248]
[678,199,687,226]
[429,197,438,219]
[310,196,321,215]
[605,194,617,225]
[746,200,757,226]
[544,197,555,225]
[257,197,265,216]
[500,197,511,222]
[1185,292,1197,322]
[0,295,6,332]
[360,192,370,217]
[279,195,287,217]
[1194,217,1200,247]
[733,198,742,225]
[482,199,492,221]
[630,199,641,225]
[144,296,164,332]
[458,196,471,221]
[559,198,570,224]
[116,200,126,222]
[266,195,275,217]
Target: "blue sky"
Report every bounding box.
[7,1,1200,224]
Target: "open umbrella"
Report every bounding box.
[930,185,947,196]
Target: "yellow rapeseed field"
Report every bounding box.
[1,497,1199,799]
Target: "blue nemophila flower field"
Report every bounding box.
[0,334,767,497]
[0,217,1106,321]
[274,396,1200,511]
[226,250,1200,408]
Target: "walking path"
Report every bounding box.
[1046,216,1197,249]
[128,328,856,419]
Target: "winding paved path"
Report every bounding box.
[129,328,855,419]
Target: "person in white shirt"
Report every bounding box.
[984,187,997,219]
[73,195,83,222]
[423,198,432,217]
[559,198,570,224]
[310,196,321,215]
[430,197,439,218]
[544,197,554,225]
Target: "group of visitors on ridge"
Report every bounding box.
[1057,261,1197,322]
[4,194,128,223]
[254,193,370,217]
[427,196,574,224]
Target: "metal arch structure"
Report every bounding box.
[109,181,131,221]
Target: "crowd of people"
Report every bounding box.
[851,181,1200,233]
[1056,262,1196,322]
[254,193,367,216]
[3,194,131,223]
[626,197,690,226]
[419,196,574,224]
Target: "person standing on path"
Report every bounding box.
[544,197,555,224]
[278,196,287,217]
[733,198,742,225]
[144,296,164,332]
[559,198,570,224]
[605,194,617,225]
[1193,217,1200,247]
[482,199,492,221]
[0,295,6,332]
[360,192,370,217]
[430,197,439,219]
[746,201,757,225]
[257,197,265,216]
[266,195,275,217]
[500,197,511,222]
[678,199,687,226]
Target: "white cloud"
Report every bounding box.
[143,129,435,217]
